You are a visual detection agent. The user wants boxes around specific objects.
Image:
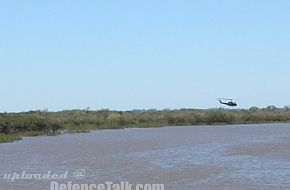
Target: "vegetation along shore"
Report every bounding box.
[1,106,290,143]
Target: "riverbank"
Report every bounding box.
[1,107,290,143]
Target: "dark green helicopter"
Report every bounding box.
[219,98,237,107]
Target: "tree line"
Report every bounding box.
[1,106,290,143]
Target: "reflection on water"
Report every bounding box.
[0,123,290,190]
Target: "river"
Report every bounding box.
[1,123,290,190]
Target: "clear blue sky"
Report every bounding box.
[0,0,290,112]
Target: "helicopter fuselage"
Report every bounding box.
[219,100,237,107]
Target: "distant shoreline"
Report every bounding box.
[1,107,290,143]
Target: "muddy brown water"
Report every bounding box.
[0,123,290,190]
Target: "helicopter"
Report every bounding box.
[218,98,237,107]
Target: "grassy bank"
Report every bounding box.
[0,134,22,143]
[1,106,290,143]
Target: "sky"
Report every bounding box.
[0,0,290,112]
